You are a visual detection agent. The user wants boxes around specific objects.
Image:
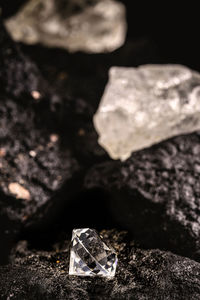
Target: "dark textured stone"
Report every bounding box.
[0,16,111,243]
[85,133,200,261]
[0,94,80,224]
[0,17,110,166]
[0,20,81,227]
[0,19,47,98]
[0,230,199,300]
[0,2,199,299]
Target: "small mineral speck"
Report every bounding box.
[22,215,28,221]
[38,145,44,151]
[29,150,37,157]
[31,90,41,100]
[50,134,59,143]
[58,72,68,80]
[0,148,6,157]
[8,182,31,200]
[78,128,85,136]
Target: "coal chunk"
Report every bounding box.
[0,19,47,98]
[85,133,200,261]
[0,20,81,227]
[0,95,80,225]
[0,230,199,299]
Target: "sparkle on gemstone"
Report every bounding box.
[69,228,118,278]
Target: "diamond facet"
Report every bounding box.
[69,228,118,278]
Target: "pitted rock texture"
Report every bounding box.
[0,230,199,299]
[0,19,47,98]
[0,19,81,226]
[94,65,200,160]
[0,95,80,224]
[5,0,127,53]
[85,133,200,261]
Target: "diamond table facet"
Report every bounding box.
[69,228,118,278]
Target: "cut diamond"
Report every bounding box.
[69,228,118,278]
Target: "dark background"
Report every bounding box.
[0,0,199,265]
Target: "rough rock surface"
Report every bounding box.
[0,17,108,263]
[85,133,200,261]
[5,0,127,53]
[94,65,200,160]
[0,230,199,300]
[0,19,46,98]
[0,20,81,226]
[0,95,80,224]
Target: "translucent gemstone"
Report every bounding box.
[69,228,118,278]
[5,0,127,54]
[94,64,200,161]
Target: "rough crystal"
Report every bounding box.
[69,228,117,277]
[5,0,126,54]
[94,64,200,160]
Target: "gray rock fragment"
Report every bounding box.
[94,64,200,160]
[5,0,127,53]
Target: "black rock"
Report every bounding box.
[0,20,81,227]
[0,230,199,300]
[0,18,109,267]
[0,94,80,224]
[85,133,200,261]
[0,19,48,98]
[0,17,111,247]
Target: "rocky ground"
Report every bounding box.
[85,133,200,262]
[0,1,200,299]
[1,230,200,300]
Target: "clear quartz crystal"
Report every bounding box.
[69,228,117,277]
[5,0,126,54]
[94,64,200,161]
